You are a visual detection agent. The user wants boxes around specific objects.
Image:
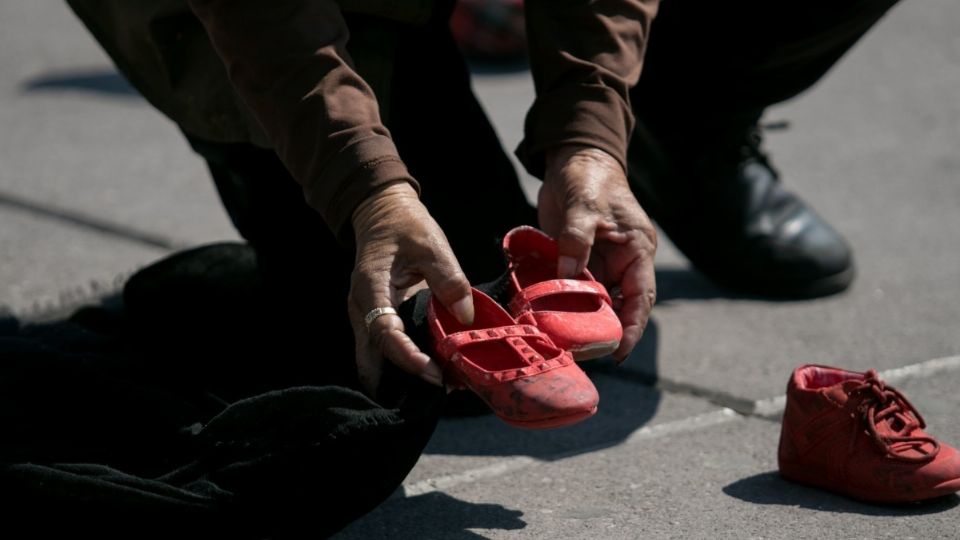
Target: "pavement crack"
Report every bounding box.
[588,364,758,416]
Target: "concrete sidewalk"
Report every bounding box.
[2,2,959,538]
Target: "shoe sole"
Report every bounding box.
[779,462,960,504]
[570,341,620,361]
[443,375,599,430]
[500,406,598,430]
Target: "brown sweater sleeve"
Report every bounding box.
[517,0,659,178]
[187,0,418,242]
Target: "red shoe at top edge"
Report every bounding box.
[502,226,622,361]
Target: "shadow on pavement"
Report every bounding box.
[723,471,960,515]
[655,267,826,304]
[334,492,525,539]
[655,267,731,303]
[423,319,662,459]
[21,69,138,97]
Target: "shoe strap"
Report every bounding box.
[437,325,557,365]
[437,325,574,384]
[509,279,611,314]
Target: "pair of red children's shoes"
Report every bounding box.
[428,226,622,429]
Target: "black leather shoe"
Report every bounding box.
[627,119,855,298]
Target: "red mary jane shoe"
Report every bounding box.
[428,288,599,429]
[502,226,622,360]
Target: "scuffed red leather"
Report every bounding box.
[503,226,623,358]
[428,288,599,430]
[778,364,960,503]
[437,325,573,383]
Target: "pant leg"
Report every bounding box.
[186,136,354,296]
[184,136,360,393]
[388,13,538,284]
[633,0,901,149]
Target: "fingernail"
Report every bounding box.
[558,256,578,278]
[450,296,475,326]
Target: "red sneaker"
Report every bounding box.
[778,365,960,503]
[428,288,599,429]
[502,226,622,360]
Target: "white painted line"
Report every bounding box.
[878,354,960,384]
[752,395,787,418]
[398,408,740,498]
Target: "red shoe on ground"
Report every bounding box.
[778,365,960,503]
[502,226,622,361]
[428,288,599,429]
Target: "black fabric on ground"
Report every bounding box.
[0,246,446,538]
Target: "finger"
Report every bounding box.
[354,335,383,396]
[556,204,598,279]
[399,280,430,304]
[415,239,475,326]
[351,271,443,386]
[612,252,657,362]
[616,322,644,364]
[367,311,443,386]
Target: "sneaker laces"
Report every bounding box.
[848,369,940,462]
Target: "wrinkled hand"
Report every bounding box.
[349,181,474,394]
[539,145,657,362]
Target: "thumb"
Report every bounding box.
[556,204,597,279]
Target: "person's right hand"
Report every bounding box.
[348,181,475,395]
[538,145,658,363]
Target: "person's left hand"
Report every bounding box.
[538,144,658,362]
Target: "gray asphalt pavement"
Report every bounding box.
[1,2,959,538]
